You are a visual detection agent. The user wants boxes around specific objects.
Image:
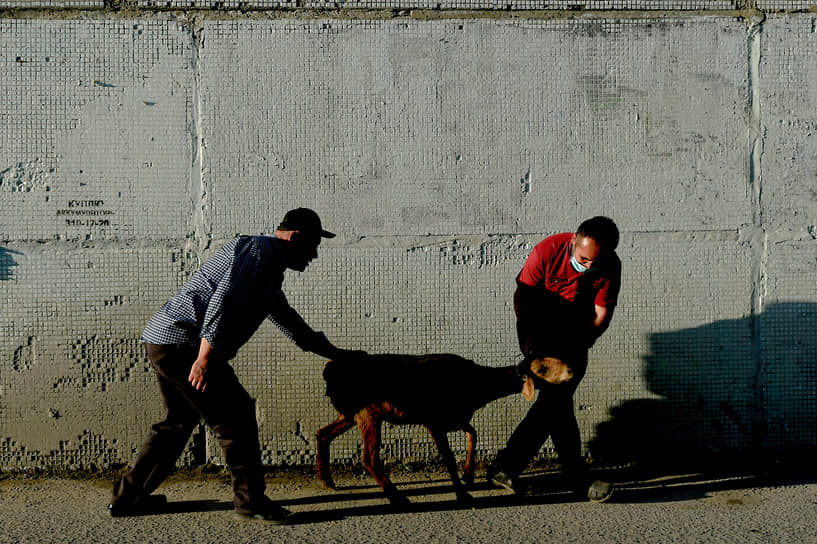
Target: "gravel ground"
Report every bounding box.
[2,466,816,544]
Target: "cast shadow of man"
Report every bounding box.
[589,302,817,477]
[0,247,21,281]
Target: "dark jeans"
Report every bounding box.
[111,343,266,514]
[493,352,589,488]
[494,284,593,488]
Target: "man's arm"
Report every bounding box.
[587,304,615,347]
[514,281,581,356]
[513,283,539,355]
[266,289,347,359]
[199,238,263,353]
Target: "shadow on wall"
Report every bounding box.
[589,302,817,471]
[0,247,21,280]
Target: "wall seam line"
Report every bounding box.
[186,16,209,466]
[188,16,210,257]
[746,11,767,452]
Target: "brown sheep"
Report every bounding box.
[316,353,572,505]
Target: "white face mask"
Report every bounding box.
[570,254,589,274]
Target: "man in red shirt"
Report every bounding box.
[489,216,621,503]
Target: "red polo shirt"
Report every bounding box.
[517,232,621,309]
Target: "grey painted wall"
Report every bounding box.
[2,8,816,471]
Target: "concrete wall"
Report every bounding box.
[2,3,817,471]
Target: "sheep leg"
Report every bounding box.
[316,413,356,489]
[427,427,473,504]
[461,423,477,487]
[356,410,410,505]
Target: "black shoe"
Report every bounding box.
[586,480,614,503]
[108,494,168,517]
[233,502,293,524]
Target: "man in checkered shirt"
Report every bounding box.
[109,208,358,523]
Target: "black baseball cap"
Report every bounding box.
[278,208,336,238]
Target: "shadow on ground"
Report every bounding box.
[144,465,817,525]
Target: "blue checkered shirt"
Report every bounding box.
[141,235,331,360]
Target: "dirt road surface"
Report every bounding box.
[2,467,816,543]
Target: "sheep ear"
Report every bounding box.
[530,357,572,384]
[522,377,535,401]
[529,358,550,381]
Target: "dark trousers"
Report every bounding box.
[111,343,266,514]
[493,353,589,487]
[494,284,593,487]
